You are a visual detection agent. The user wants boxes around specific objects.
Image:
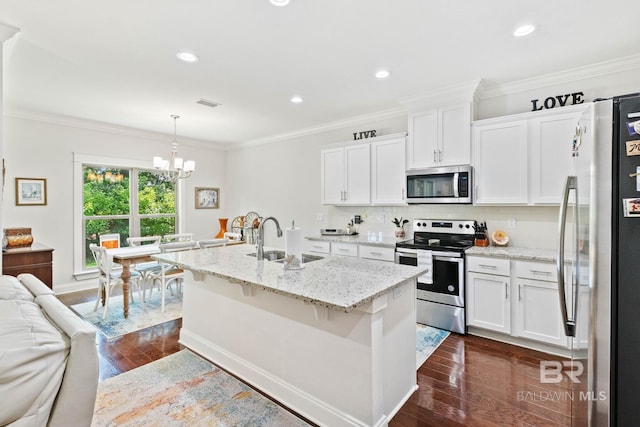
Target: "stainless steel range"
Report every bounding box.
[395,219,475,334]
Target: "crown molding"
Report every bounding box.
[4,108,225,151]
[0,22,20,43]
[398,79,483,110]
[479,54,640,99]
[232,105,409,150]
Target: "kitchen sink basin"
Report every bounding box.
[246,250,323,263]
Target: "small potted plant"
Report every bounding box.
[392,217,409,238]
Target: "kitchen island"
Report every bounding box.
[154,244,427,427]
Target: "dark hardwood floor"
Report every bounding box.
[59,290,573,426]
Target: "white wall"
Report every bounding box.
[2,114,227,291]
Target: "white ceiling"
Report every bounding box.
[1,0,639,146]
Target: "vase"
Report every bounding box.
[395,227,406,238]
[216,218,228,238]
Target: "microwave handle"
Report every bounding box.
[453,172,459,197]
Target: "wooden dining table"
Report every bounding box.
[108,245,160,318]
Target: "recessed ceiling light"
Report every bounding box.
[514,24,536,37]
[176,51,199,63]
[290,96,303,103]
[375,69,391,79]
[270,0,290,6]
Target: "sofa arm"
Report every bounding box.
[36,294,98,427]
[17,273,54,297]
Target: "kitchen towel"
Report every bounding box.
[284,226,303,268]
[417,250,433,284]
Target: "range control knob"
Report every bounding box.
[421,222,427,227]
[465,224,470,228]
[447,285,455,292]
[458,224,463,228]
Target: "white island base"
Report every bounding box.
[180,272,417,427]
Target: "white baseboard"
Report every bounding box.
[53,279,97,295]
[467,327,572,358]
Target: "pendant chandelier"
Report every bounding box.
[153,115,195,182]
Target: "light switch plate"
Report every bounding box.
[507,218,517,229]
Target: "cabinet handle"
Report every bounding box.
[479,264,497,269]
[433,149,437,163]
[530,270,553,276]
[344,190,347,201]
[519,284,522,301]
[505,282,509,299]
[338,248,349,252]
[312,245,324,249]
[439,149,443,163]
[369,251,383,256]
[401,188,405,200]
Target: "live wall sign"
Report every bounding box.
[531,91,585,111]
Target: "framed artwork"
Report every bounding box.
[195,187,219,209]
[16,177,47,206]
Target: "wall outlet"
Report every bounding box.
[316,213,324,221]
[507,218,517,229]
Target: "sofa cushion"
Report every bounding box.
[0,299,68,426]
[0,275,35,302]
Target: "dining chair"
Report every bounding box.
[99,233,120,249]
[147,240,198,310]
[198,238,229,249]
[162,233,193,243]
[127,236,163,298]
[89,243,141,319]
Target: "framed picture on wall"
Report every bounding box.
[195,187,219,209]
[15,177,47,206]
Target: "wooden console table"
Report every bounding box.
[2,243,54,288]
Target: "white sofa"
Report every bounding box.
[0,274,99,427]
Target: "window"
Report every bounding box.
[76,154,178,272]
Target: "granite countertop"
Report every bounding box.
[305,232,404,248]
[154,244,427,312]
[466,245,558,263]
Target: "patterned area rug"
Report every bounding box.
[71,292,182,339]
[416,324,450,369]
[91,349,310,427]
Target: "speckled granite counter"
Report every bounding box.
[154,242,426,312]
[466,245,557,263]
[305,232,405,248]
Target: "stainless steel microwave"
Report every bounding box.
[406,165,472,204]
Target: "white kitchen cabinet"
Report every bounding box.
[472,120,528,204]
[467,257,511,334]
[472,104,588,206]
[321,144,370,205]
[528,112,583,204]
[371,137,406,205]
[304,240,330,255]
[407,103,471,169]
[330,242,358,258]
[514,261,566,347]
[359,244,395,262]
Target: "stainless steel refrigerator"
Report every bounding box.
[558,94,640,426]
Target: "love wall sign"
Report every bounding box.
[531,92,585,111]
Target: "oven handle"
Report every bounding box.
[433,255,464,263]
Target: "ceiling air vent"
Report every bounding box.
[196,98,221,109]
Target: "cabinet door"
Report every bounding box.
[407,110,439,169]
[371,137,406,205]
[344,144,371,205]
[321,148,345,204]
[467,271,511,334]
[473,120,528,204]
[515,279,567,347]
[529,113,581,204]
[439,103,471,166]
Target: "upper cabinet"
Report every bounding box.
[472,104,588,206]
[321,135,407,206]
[321,144,370,205]
[371,137,406,205]
[407,103,472,169]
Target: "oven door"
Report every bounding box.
[416,251,464,307]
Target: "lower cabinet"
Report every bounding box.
[304,240,394,262]
[467,258,511,334]
[467,256,570,349]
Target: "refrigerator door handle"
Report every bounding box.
[557,175,577,337]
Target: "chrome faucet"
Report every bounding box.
[256,216,283,260]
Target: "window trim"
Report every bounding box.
[73,153,185,280]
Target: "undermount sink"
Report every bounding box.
[246,250,324,264]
